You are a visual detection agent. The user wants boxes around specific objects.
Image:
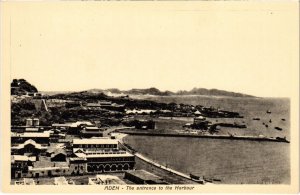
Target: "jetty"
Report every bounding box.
[118,130,290,143]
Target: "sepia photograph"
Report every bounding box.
[1,1,299,193]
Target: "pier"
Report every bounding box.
[118,130,290,143]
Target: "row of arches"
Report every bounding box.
[87,163,130,173]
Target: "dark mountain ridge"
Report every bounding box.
[11,78,254,98]
[87,87,255,97]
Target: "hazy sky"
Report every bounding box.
[8,2,298,97]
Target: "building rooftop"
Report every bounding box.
[84,126,101,130]
[25,127,39,132]
[69,157,87,162]
[88,175,126,185]
[28,166,69,172]
[29,160,69,171]
[14,178,36,185]
[11,132,50,138]
[52,123,73,127]
[125,109,156,114]
[47,147,66,154]
[74,151,134,159]
[11,139,48,150]
[73,138,119,145]
[99,101,112,105]
[86,103,101,107]
[70,121,93,128]
[50,150,67,158]
[54,177,75,185]
[11,155,36,162]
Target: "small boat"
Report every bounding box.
[267,110,271,114]
[190,174,205,184]
[203,176,220,183]
[204,178,213,183]
[275,127,283,131]
[275,137,289,143]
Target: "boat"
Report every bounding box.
[213,178,222,182]
[190,174,205,184]
[203,176,221,183]
[275,137,289,143]
[267,110,271,114]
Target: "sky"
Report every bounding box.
[7,2,299,97]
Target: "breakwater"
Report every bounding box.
[118,130,289,143]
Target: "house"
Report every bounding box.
[11,155,36,179]
[11,132,50,145]
[68,121,94,134]
[194,110,202,116]
[80,126,103,138]
[27,162,70,178]
[69,157,87,175]
[50,150,67,162]
[11,139,47,156]
[72,138,135,173]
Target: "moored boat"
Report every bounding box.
[190,173,205,184]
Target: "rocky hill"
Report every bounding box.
[11,79,38,95]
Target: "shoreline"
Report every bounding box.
[118,134,201,184]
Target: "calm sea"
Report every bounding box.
[124,96,290,184]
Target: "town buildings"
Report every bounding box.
[72,138,135,173]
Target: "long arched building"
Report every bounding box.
[71,138,135,174]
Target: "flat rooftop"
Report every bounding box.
[11,132,50,138]
[73,138,119,145]
[11,155,36,162]
[75,151,134,158]
[89,175,126,185]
